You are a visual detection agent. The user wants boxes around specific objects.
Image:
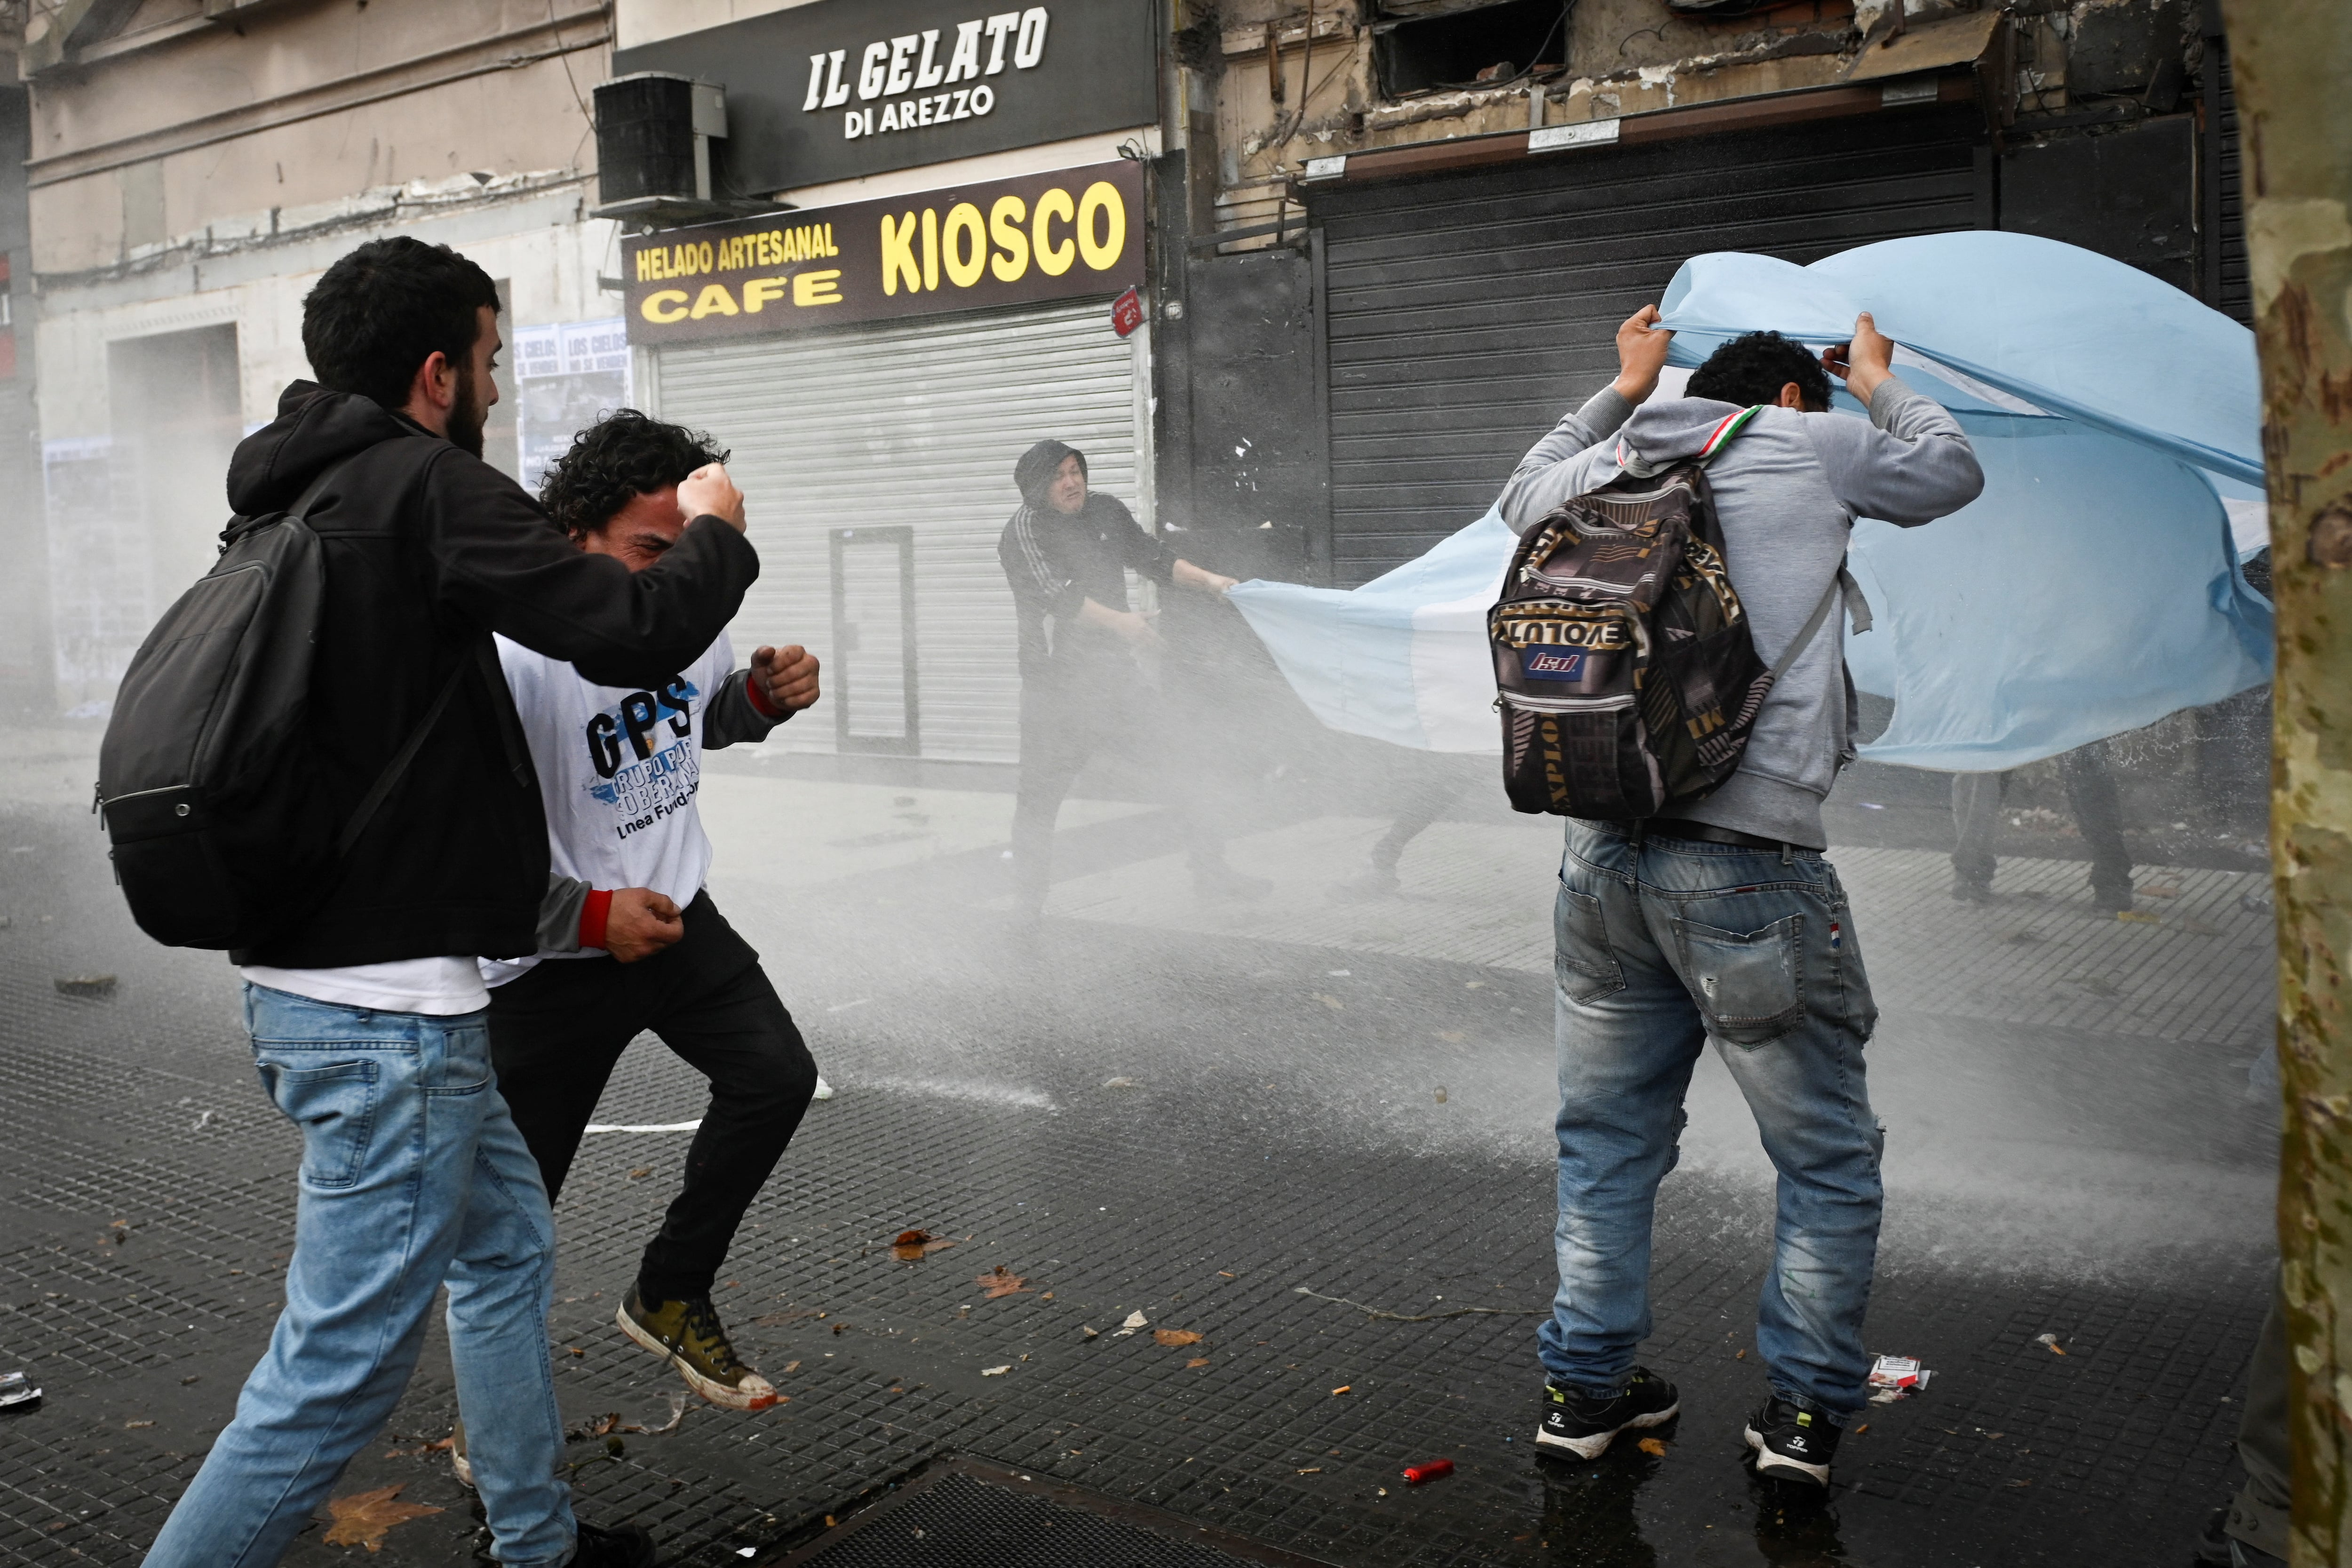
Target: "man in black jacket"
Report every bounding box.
[142,239,754,1568]
[997,439,1264,927]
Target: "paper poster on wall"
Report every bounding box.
[514,318,633,493]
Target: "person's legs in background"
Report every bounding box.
[145,989,577,1568]
[1010,689,1100,924]
[1335,755,1475,901]
[2058,739,2136,913]
[2196,1273,2289,1567]
[1950,771,2009,900]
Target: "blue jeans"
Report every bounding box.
[144,986,574,1567]
[1540,821,1884,1418]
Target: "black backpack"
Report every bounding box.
[95,457,469,949]
[1489,410,1851,819]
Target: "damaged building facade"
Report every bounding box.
[14,1,621,717]
[1167,0,2248,584]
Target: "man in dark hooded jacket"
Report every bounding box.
[996,439,1262,925]
[141,237,753,1568]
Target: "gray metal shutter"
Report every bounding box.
[1310,106,1987,585]
[653,299,1141,762]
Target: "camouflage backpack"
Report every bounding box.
[1489,406,1849,819]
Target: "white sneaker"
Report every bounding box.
[449,1417,474,1489]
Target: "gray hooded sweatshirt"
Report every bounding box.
[1497,378,1983,848]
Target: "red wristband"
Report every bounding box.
[579,889,612,951]
[745,669,784,719]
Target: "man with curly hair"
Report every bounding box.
[468,409,822,1428]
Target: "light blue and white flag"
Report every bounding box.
[1228,231,2273,772]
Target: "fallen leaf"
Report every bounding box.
[423,1437,453,1452]
[628,1166,653,1180]
[567,1346,585,1358]
[1330,1385,1351,1396]
[975,1265,1031,1299]
[1101,1076,1139,1089]
[1112,1310,1149,1337]
[1637,1437,1667,1457]
[1041,1291,1054,1300]
[2139,882,2182,898]
[1852,1424,1869,1435]
[981,1365,1011,1377]
[322,1484,444,1552]
[124,1419,153,1429]
[1314,993,1345,1011]
[1082,1326,1099,1338]
[783,1360,801,1373]
[1154,1329,1204,1348]
[1296,1466,1322,1474]
[1735,1349,1746,1360]
[2117,909,2161,924]
[1218,1271,1237,1278]
[893,1228,959,1261]
[1186,1357,1210,1369]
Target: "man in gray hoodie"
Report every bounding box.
[1498,307,1983,1487]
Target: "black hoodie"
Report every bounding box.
[225,382,759,968]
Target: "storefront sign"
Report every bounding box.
[621,160,1144,347]
[610,1,1156,192]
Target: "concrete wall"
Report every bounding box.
[23,0,624,715]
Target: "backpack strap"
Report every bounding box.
[1768,565,1869,684]
[332,657,474,859]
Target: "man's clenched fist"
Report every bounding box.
[752,645,820,714]
[606,888,684,963]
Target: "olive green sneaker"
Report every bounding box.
[615,1288,778,1410]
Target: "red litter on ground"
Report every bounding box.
[1867,1354,1933,1403]
[1402,1458,1455,1485]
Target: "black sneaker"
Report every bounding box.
[1744,1393,1841,1486]
[1534,1367,1680,1459]
[566,1521,656,1568]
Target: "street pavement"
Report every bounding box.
[0,724,2279,1567]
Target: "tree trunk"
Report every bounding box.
[2216,6,2352,1564]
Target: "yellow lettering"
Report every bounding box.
[881,212,921,295]
[641,289,690,324]
[1077,181,1125,271]
[825,222,838,256]
[1033,188,1075,276]
[989,194,1029,281]
[743,277,791,312]
[941,202,986,288]
[795,270,843,306]
[634,250,652,282]
[921,207,939,292]
[696,241,715,274]
[690,283,739,318]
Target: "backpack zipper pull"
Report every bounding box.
[90,781,103,820]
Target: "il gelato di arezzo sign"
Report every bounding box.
[620,160,1144,346]
[805,9,1047,144]
[608,0,1156,190]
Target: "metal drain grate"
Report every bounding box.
[774,1461,1343,1568]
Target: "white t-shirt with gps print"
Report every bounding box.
[477,631,736,987]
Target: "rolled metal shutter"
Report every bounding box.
[653,299,1142,763]
[1312,106,1986,585]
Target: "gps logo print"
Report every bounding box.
[585,676,699,779]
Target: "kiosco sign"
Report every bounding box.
[621,160,1144,346]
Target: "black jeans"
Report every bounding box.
[486,891,816,1305]
[1012,681,1224,911]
